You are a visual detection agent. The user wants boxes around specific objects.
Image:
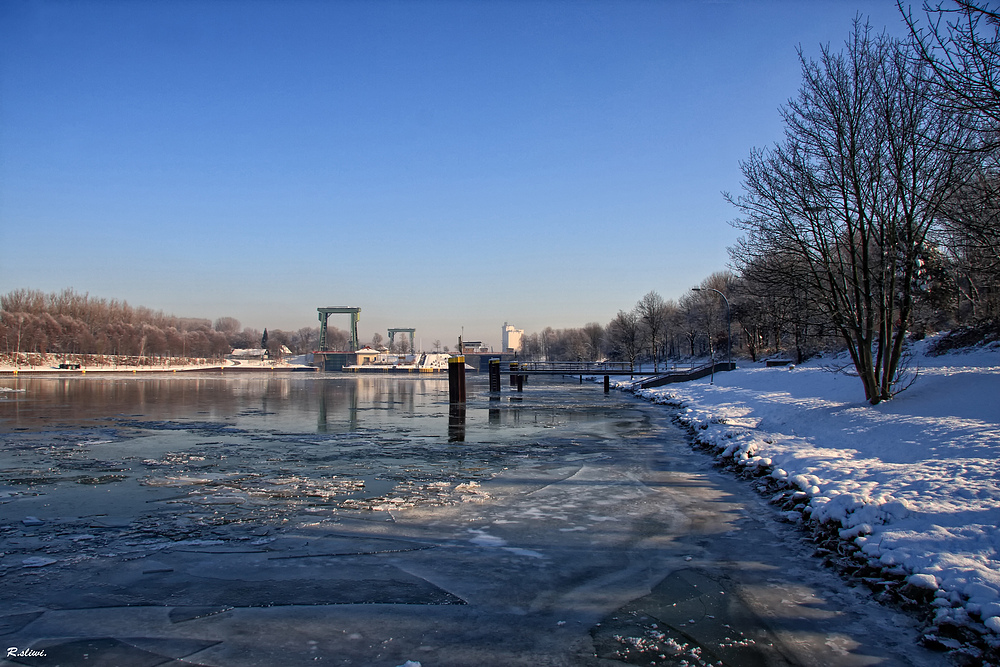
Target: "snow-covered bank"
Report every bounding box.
[622,338,1000,657]
[0,352,315,373]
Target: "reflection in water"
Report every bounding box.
[0,372,644,523]
[448,405,466,442]
[0,371,650,520]
[0,374,937,667]
[0,374,445,435]
[1,373,625,440]
[489,394,500,426]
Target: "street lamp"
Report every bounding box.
[692,288,732,368]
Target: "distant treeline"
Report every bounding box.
[0,288,333,360]
[532,6,1000,406]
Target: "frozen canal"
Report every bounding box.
[0,373,946,666]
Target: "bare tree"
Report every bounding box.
[607,309,642,372]
[292,327,318,353]
[214,316,241,335]
[636,291,669,372]
[903,0,1000,139]
[231,327,261,350]
[728,21,974,403]
[582,322,605,360]
[731,245,833,362]
[325,326,349,351]
[520,333,541,360]
[678,291,711,357]
[904,1,1000,322]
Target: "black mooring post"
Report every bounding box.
[449,404,466,442]
[449,355,466,403]
[489,358,501,393]
[516,374,524,392]
[509,361,518,387]
[604,375,610,393]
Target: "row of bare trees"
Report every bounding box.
[518,323,606,362]
[517,281,742,372]
[0,289,230,361]
[602,280,748,372]
[725,6,1000,404]
[525,5,1000,405]
[0,288,341,363]
[908,0,1000,323]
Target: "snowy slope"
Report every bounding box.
[625,338,1000,651]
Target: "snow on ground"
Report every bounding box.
[623,337,1000,646]
[0,353,315,373]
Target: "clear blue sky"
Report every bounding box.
[0,0,911,350]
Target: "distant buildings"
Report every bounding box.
[229,348,267,361]
[502,322,523,354]
[461,340,490,354]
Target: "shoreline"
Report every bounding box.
[0,369,941,666]
[0,353,318,375]
[613,342,1000,662]
[0,365,318,375]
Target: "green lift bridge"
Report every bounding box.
[387,328,416,352]
[318,307,361,351]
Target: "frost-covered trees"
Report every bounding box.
[0,288,323,361]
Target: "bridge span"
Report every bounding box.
[504,360,735,379]
[482,359,737,394]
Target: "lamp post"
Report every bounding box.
[693,332,715,383]
[692,288,731,367]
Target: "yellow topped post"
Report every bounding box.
[448,355,466,403]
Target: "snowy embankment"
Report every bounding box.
[624,339,1000,653]
[0,353,315,373]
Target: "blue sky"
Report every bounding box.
[0,0,911,350]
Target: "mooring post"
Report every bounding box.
[449,404,466,442]
[449,355,466,403]
[509,361,518,387]
[516,373,524,393]
[489,358,501,393]
[604,375,610,393]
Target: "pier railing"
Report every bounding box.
[504,361,732,377]
[627,361,737,389]
[505,361,641,375]
[468,359,737,398]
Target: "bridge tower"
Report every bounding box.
[317,307,361,351]
[387,328,416,353]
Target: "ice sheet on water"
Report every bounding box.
[0,382,652,607]
[117,419,244,434]
[468,529,506,547]
[141,473,242,486]
[501,547,545,558]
